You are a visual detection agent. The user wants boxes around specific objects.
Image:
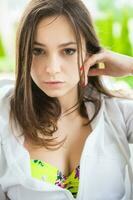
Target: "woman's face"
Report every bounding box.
[31,15,87,98]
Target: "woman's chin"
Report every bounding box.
[43,90,68,98]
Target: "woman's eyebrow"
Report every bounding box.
[34,41,77,47]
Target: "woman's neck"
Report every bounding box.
[58,85,79,113]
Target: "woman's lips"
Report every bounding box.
[45,81,64,84]
[43,81,65,88]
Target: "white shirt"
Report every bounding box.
[0,80,133,200]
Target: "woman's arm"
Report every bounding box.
[84,49,133,77]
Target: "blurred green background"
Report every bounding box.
[0,0,133,87]
[95,0,133,88]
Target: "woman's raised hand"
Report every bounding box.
[84,49,133,77]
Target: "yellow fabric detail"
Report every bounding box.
[30,159,79,198]
[30,159,58,184]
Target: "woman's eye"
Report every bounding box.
[32,48,45,56]
[64,48,76,55]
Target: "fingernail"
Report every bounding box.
[80,66,84,71]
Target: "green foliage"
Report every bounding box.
[0,34,6,57]
[95,10,132,56]
[96,0,116,12]
[95,13,114,50]
[95,7,133,88]
[115,76,133,88]
[115,9,132,56]
[0,57,15,72]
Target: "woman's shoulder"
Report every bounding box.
[103,92,133,108]
[0,79,15,101]
[102,92,133,143]
[0,79,15,121]
[102,92,133,121]
[85,90,133,121]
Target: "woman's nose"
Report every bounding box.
[45,55,61,75]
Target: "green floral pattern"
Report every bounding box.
[31,159,80,198]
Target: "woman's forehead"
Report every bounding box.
[35,15,85,48]
[36,15,76,39]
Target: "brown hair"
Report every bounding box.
[10,0,114,150]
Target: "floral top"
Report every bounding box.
[30,159,80,198]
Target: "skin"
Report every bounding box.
[86,49,133,78]
[29,16,92,171]
[31,14,133,112]
[26,14,133,173]
[31,15,87,114]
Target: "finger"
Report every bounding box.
[88,68,107,76]
[84,50,106,67]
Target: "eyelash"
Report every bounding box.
[32,48,44,56]
[64,48,76,55]
[32,47,76,56]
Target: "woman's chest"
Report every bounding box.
[6,114,130,200]
[23,121,92,177]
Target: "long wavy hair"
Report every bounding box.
[10,0,114,150]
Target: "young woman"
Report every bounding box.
[0,0,133,199]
